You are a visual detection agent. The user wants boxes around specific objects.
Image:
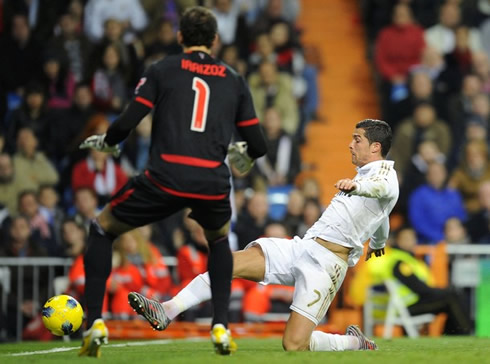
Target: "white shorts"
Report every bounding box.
[245,237,348,325]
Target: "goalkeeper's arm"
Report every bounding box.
[235,122,267,159]
[104,99,152,146]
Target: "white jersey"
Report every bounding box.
[303,160,399,267]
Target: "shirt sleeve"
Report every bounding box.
[105,66,158,146]
[369,216,389,250]
[133,64,159,107]
[234,76,267,159]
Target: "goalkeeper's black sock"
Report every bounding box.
[207,235,233,328]
[84,220,116,328]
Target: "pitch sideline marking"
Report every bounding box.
[5,338,207,357]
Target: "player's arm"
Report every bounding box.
[365,217,388,261]
[335,175,395,199]
[104,100,151,146]
[229,77,267,174]
[80,65,158,153]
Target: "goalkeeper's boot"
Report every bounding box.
[128,292,170,331]
[79,319,109,358]
[346,325,378,350]
[211,323,237,355]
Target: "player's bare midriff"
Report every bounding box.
[313,237,352,263]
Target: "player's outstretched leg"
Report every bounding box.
[346,325,378,350]
[210,323,237,355]
[79,319,109,358]
[128,292,171,330]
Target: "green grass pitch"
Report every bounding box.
[1,337,490,364]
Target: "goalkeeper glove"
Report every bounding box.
[79,133,121,157]
[228,141,254,175]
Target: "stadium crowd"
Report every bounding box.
[0,0,489,340]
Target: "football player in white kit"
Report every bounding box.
[129,119,399,352]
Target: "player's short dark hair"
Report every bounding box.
[179,6,217,48]
[355,119,392,157]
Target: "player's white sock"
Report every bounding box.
[309,331,360,351]
[162,273,211,320]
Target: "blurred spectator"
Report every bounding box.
[465,181,490,244]
[255,108,301,186]
[300,176,322,202]
[40,49,76,109]
[220,44,247,76]
[111,230,173,318]
[398,140,446,214]
[364,227,471,335]
[91,18,145,86]
[465,93,490,135]
[448,26,475,76]
[447,74,483,168]
[13,128,59,191]
[67,0,85,34]
[0,216,47,340]
[52,83,96,164]
[481,16,490,61]
[84,0,148,43]
[91,42,129,113]
[410,46,462,102]
[5,83,56,154]
[472,51,490,93]
[0,153,33,215]
[390,71,444,131]
[0,14,42,98]
[145,19,181,59]
[2,0,65,43]
[444,217,471,245]
[73,187,99,233]
[71,148,128,205]
[18,190,61,256]
[249,33,277,72]
[390,102,451,178]
[374,4,425,120]
[361,0,439,42]
[296,198,322,238]
[408,161,466,244]
[424,2,481,56]
[38,185,64,248]
[282,188,304,236]
[263,222,289,238]
[234,191,271,250]
[49,12,93,83]
[269,21,303,76]
[120,114,152,176]
[448,140,490,214]
[252,0,299,35]
[249,61,299,135]
[212,0,242,46]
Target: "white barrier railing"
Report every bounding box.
[0,256,177,342]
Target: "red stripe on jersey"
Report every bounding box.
[237,118,259,127]
[145,171,227,201]
[161,154,221,168]
[110,188,135,208]
[135,96,154,108]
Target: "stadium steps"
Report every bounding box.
[297,0,380,202]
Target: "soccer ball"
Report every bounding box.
[42,295,83,336]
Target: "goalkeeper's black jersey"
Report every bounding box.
[122,51,266,199]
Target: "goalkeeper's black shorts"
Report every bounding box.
[109,171,231,230]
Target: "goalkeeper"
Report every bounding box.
[77,6,266,358]
[130,119,399,352]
